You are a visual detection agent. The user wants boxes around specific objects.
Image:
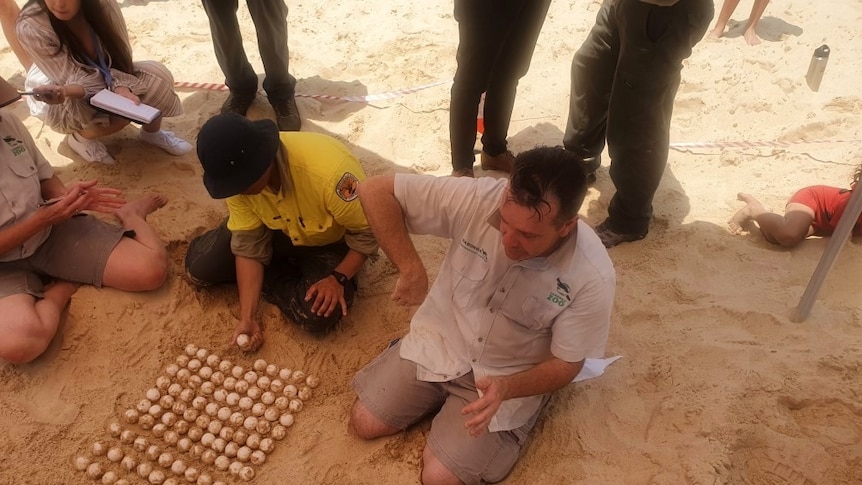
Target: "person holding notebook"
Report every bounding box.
[16,0,192,164]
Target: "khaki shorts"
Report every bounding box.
[0,214,127,299]
[352,341,544,485]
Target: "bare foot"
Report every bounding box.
[728,193,770,234]
[743,29,762,46]
[232,320,263,353]
[707,27,725,40]
[115,194,168,223]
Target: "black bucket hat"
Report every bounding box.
[197,113,279,199]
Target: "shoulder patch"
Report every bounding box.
[336,172,359,202]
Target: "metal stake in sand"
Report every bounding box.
[791,185,862,322]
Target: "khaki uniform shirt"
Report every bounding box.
[0,114,54,262]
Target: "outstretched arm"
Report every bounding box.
[357,175,428,306]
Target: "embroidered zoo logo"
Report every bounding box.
[546,277,572,307]
[3,136,25,157]
[460,238,488,262]
[336,172,359,202]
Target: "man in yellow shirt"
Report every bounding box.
[186,113,377,352]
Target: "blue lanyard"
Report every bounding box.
[83,27,113,88]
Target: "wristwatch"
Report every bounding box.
[331,270,349,286]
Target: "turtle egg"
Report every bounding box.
[86,462,104,479]
[218,360,232,374]
[146,388,161,402]
[107,446,124,461]
[225,441,240,458]
[247,386,262,400]
[217,406,232,421]
[288,399,303,413]
[136,462,153,478]
[161,412,177,427]
[108,421,123,437]
[306,375,321,389]
[176,355,190,367]
[188,359,202,372]
[251,403,266,417]
[167,383,183,397]
[226,392,240,406]
[157,452,173,468]
[256,376,271,390]
[212,437,227,453]
[207,420,223,435]
[283,384,298,398]
[223,377,237,391]
[171,459,187,475]
[184,344,198,357]
[243,416,258,431]
[264,407,280,422]
[115,479,131,485]
[229,412,245,427]
[219,425,235,441]
[297,386,312,401]
[228,461,243,476]
[201,449,217,465]
[136,399,152,414]
[146,444,161,461]
[163,430,179,445]
[278,367,292,380]
[196,415,211,429]
[179,388,195,403]
[148,404,164,418]
[120,455,136,471]
[192,396,207,410]
[275,396,289,410]
[259,437,274,453]
[176,368,191,384]
[269,379,284,394]
[235,380,249,394]
[195,348,209,360]
[200,381,215,395]
[205,354,220,368]
[161,480,176,485]
[233,429,249,446]
[201,432,216,447]
[191,443,205,458]
[215,455,230,471]
[159,395,175,409]
[238,396,253,410]
[184,467,200,482]
[205,402,219,417]
[120,429,136,444]
[265,364,278,377]
[183,407,199,422]
[261,391,275,405]
[243,371,258,385]
[165,364,180,377]
[152,423,167,438]
[172,401,187,415]
[250,450,266,465]
[198,366,213,380]
[138,414,155,429]
[246,434,261,450]
[177,437,192,452]
[188,375,203,389]
[236,446,252,462]
[133,436,148,452]
[174,420,190,435]
[198,473,213,485]
[148,470,165,485]
[187,426,203,442]
[156,375,171,390]
[74,456,90,471]
[279,413,294,427]
[231,365,244,379]
[239,466,255,481]
[236,333,251,351]
[255,420,271,435]
[252,359,267,372]
[210,372,225,387]
[291,370,305,382]
[270,425,287,440]
[101,471,118,484]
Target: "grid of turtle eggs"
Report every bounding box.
[74,344,319,484]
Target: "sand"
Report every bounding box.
[1,0,861,484]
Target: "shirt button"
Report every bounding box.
[471,359,476,363]
[489,309,495,314]
[318,225,323,229]
[499,288,505,293]
[478,337,483,342]
[293,237,298,241]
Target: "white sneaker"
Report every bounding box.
[66,132,115,164]
[139,129,192,156]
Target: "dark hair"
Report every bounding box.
[23,0,133,74]
[508,146,589,226]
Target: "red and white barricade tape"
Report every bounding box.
[671,139,859,150]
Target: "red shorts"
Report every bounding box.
[788,185,862,237]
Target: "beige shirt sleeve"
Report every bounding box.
[344,227,379,257]
[230,226,273,265]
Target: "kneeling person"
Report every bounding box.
[186,114,377,352]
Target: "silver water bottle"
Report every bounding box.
[806,45,829,92]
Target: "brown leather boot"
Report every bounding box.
[480,150,515,173]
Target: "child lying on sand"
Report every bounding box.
[729,163,862,248]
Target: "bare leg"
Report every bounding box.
[142,116,162,133]
[0,281,79,364]
[349,399,400,440]
[421,446,465,485]
[708,0,742,39]
[0,0,31,69]
[102,195,169,291]
[743,0,770,46]
[729,193,814,247]
[78,116,131,140]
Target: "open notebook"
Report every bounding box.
[89,89,161,124]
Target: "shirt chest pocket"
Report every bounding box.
[499,289,565,332]
[8,158,41,194]
[450,247,489,309]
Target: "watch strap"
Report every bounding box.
[331,270,349,286]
